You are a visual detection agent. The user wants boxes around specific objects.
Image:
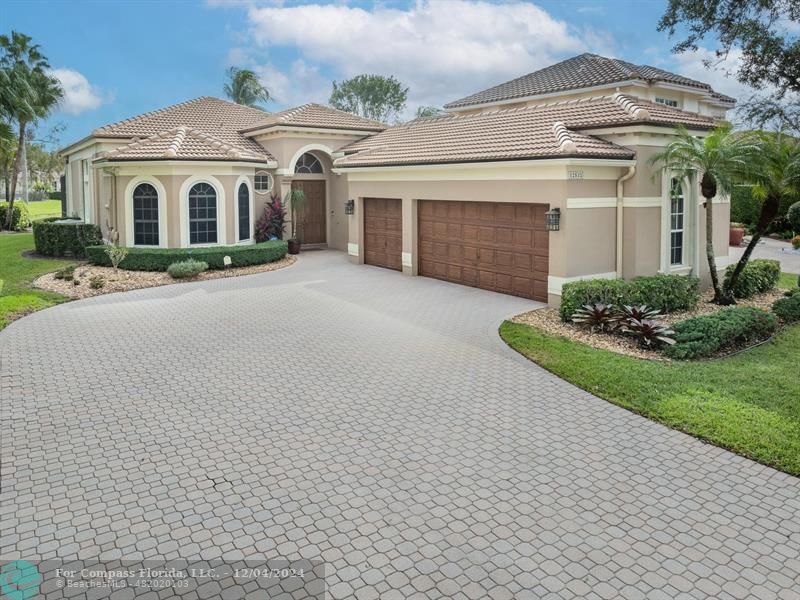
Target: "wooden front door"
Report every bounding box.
[292,180,326,244]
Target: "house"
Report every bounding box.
[60,53,735,306]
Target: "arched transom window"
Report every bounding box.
[238,183,250,241]
[669,178,685,266]
[132,182,159,246]
[188,182,218,244]
[294,152,323,174]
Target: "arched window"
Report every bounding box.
[669,178,685,266]
[294,152,323,174]
[132,183,159,246]
[238,182,250,241]
[188,182,217,244]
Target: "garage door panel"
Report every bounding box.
[419,200,549,302]
[364,198,402,271]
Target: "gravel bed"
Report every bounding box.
[34,255,297,299]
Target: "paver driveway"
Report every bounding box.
[1,250,799,600]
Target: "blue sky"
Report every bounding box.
[4,0,744,149]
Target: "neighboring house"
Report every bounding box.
[61,53,735,306]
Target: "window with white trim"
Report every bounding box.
[254,171,273,193]
[238,183,250,241]
[132,183,159,246]
[655,97,679,108]
[670,178,685,266]
[188,182,218,244]
[295,152,323,174]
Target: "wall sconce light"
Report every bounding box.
[345,199,355,215]
[545,207,561,231]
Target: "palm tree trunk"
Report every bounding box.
[704,194,727,304]
[4,121,26,230]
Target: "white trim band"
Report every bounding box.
[566,197,617,209]
[347,243,359,257]
[547,271,617,296]
[622,196,662,207]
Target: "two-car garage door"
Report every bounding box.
[418,200,549,302]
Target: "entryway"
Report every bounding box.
[292,180,326,245]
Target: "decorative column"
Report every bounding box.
[280,176,293,240]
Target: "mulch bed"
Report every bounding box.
[511,288,787,361]
[33,256,297,299]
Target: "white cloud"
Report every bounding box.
[49,68,106,115]
[254,59,329,107]
[242,0,601,114]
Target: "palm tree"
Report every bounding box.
[223,67,270,108]
[725,131,800,295]
[0,31,63,229]
[649,124,760,304]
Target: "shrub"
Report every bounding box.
[571,304,619,332]
[255,193,287,242]
[559,275,699,321]
[85,240,287,271]
[167,259,209,279]
[54,265,75,281]
[772,294,800,323]
[723,258,781,298]
[787,201,800,233]
[104,244,129,271]
[792,235,800,250]
[618,304,661,322]
[621,319,676,348]
[665,307,778,360]
[89,275,106,290]
[730,185,760,226]
[32,219,103,258]
[0,202,32,230]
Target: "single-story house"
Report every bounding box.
[60,53,735,306]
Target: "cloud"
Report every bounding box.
[253,59,329,106]
[241,0,602,114]
[49,68,106,115]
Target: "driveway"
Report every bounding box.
[1,250,799,599]
[730,236,800,274]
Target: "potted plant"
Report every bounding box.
[286,187,306,255]
[729,222,745,247]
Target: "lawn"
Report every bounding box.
[0,232,73,330]
[1,199,62,222]
[500,275,800,476]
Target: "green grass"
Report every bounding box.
[0,232,73,329]
[779,271,798,290]
[500,287,800,475]
[0,199,62,222]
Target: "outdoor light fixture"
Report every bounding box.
[345,199,355,215]
[545,207,561,231]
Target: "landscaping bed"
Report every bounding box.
[34,255,296,299]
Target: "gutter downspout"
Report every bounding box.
[616,166,636,278]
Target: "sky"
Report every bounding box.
[3,0,751,149]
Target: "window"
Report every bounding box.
[132,183,159,246]
[254,171,273,193]
[655,97,679,108]
[670,178,685,266]
[238,183,250,241]
[295,152,323,174]
[188,182,217,244]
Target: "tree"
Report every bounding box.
[223,67,270,108]
[725,131,800,295]
[740,94,800,135]
[658,0,800,97]
[415,105,443,119]
[0,31,63,229]
[329,74,408,123]
[649,124,761,304]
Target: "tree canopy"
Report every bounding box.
[224,67,270,108]
[329,74,408,123]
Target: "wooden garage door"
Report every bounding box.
[418,200,549,301]
[364,198,402,270]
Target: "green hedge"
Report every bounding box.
[772,294,800,323]
[32,219,103,257]
[559,274,700,321]
[85,240,288,271]
[0,202,32,231]
[723,259,781,299]
[664,307,778,360]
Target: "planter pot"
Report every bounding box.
[729,227,744,247]
[288,239,301,255]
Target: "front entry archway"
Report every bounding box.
[292,179,326,244]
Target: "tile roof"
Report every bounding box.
[96,127,274,163]
[334,94,714,168]
[240,103,386,133]
[92,96,272,159]
[444,53,737,109]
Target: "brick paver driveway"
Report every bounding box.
[2,250,799,599]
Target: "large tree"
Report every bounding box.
[0,30,62,229]
[658,0,800,97]
[329,74,408,123]
[649,124,761,304]
[224,67,270,108]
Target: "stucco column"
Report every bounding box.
[401,197,416,275]
[280,177,293,240]
[347,197,364,264]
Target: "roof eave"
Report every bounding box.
[334,154,636,171]
[93,157,278,168]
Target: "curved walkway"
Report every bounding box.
[1,250,798,599]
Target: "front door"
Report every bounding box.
[292,180,326,244]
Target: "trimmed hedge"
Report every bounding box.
[723,258,781,299]
[32,218,103,257]
[559,274,700,321]
[0,202,32,231]
[772,294,800,323]
[664,307,778,360]
[86,240,288,271]
[167,259,209,279]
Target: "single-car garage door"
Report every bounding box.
[364,198,402,271]
[418,200,549,301]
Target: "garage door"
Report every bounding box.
[364,198,402,271]
[418,200,549,301]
